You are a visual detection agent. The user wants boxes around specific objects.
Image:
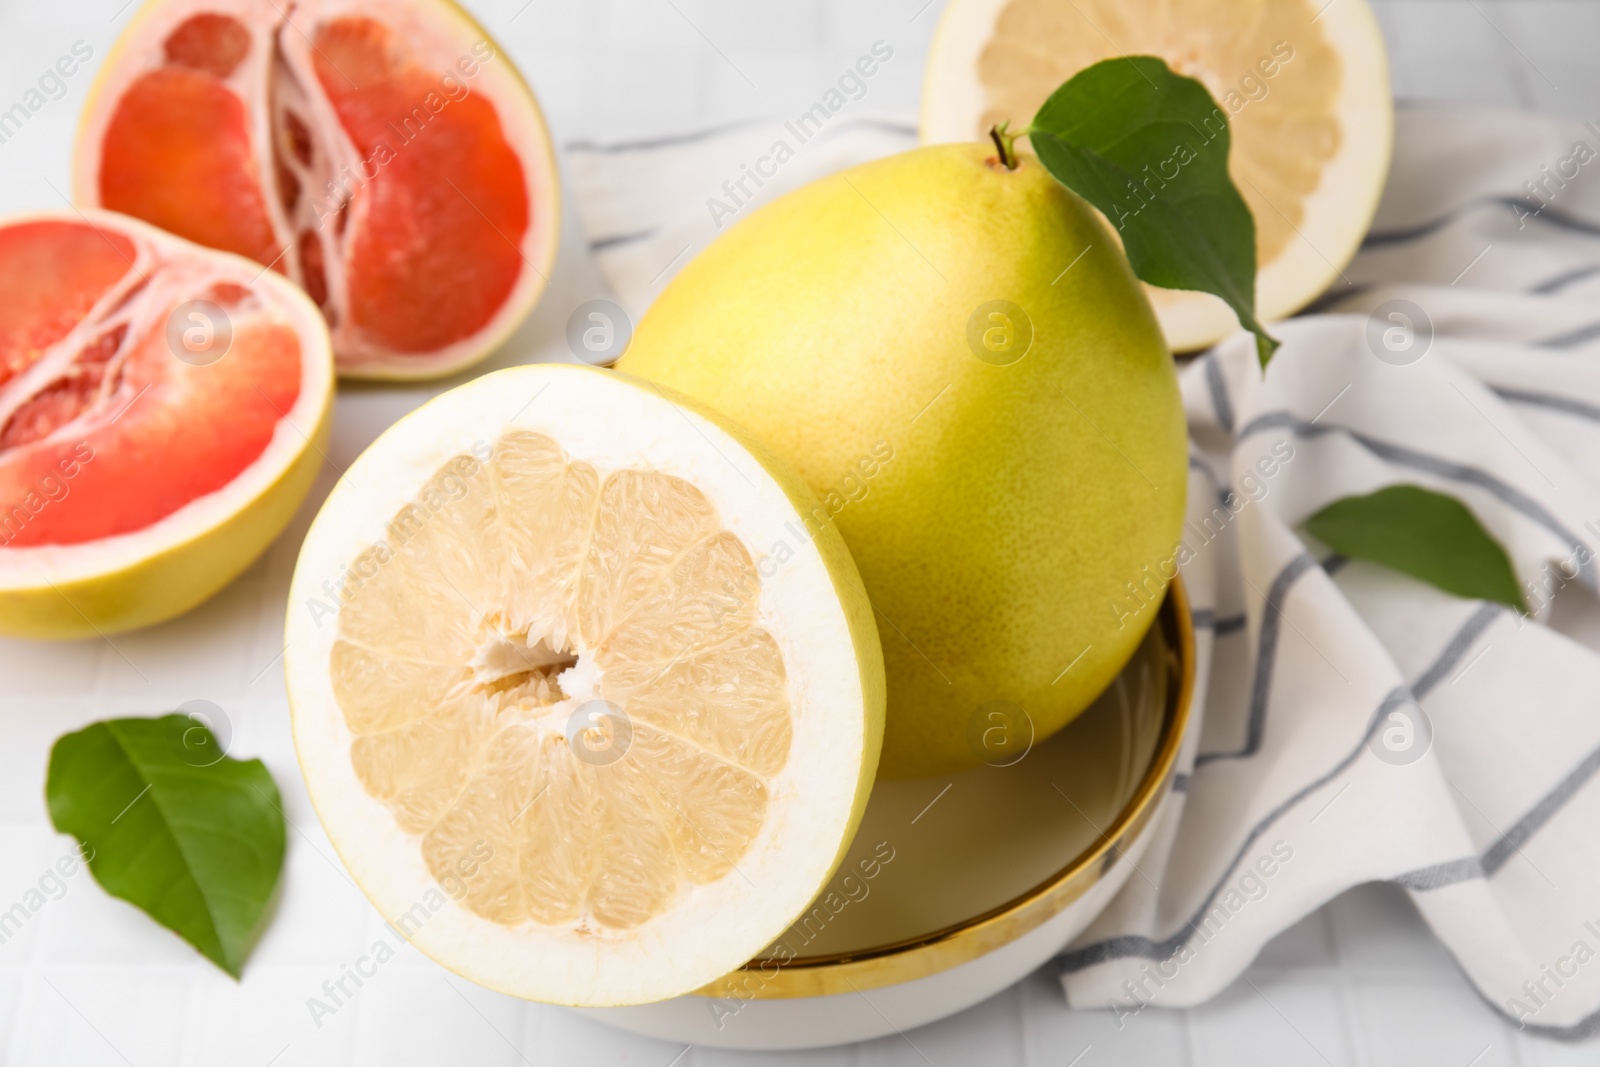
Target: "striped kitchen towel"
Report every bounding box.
[568,103,1600,1040]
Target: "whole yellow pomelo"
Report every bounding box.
[616,142,1186,778]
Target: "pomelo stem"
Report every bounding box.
[989,122,1019,170]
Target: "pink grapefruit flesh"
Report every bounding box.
[0,210,333,638]
[75,0,559,379]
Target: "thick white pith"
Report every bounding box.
[286,365,874,1006]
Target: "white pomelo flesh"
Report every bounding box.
[286,364,883,1006]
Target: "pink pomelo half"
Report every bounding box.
[75,0,560,380]
[0,209,333,638]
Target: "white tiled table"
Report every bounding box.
[2,2,1598,1064]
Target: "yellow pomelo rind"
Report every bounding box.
[618,143,1187,779]
[0,408,330,639]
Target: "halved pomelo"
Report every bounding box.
[920,0,1393,352]
[285,364,886,1006]
[74,0,559,380]
[0,209,332,638]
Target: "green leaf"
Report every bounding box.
[1026,56,1280,367]
[46,716,286,977]
[1304,485,1526,611]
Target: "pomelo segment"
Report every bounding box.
[0,210,333,638]
[286,364,885,1006]
[75,0,559,380]
[919,0,1392,352]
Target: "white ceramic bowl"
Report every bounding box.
[582,580,1195,1050]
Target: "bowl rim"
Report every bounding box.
[695,576,1195,1000]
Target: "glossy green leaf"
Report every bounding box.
[46,715,285,977]
[1305,485,1526,610]
[1026,56,1280,366]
